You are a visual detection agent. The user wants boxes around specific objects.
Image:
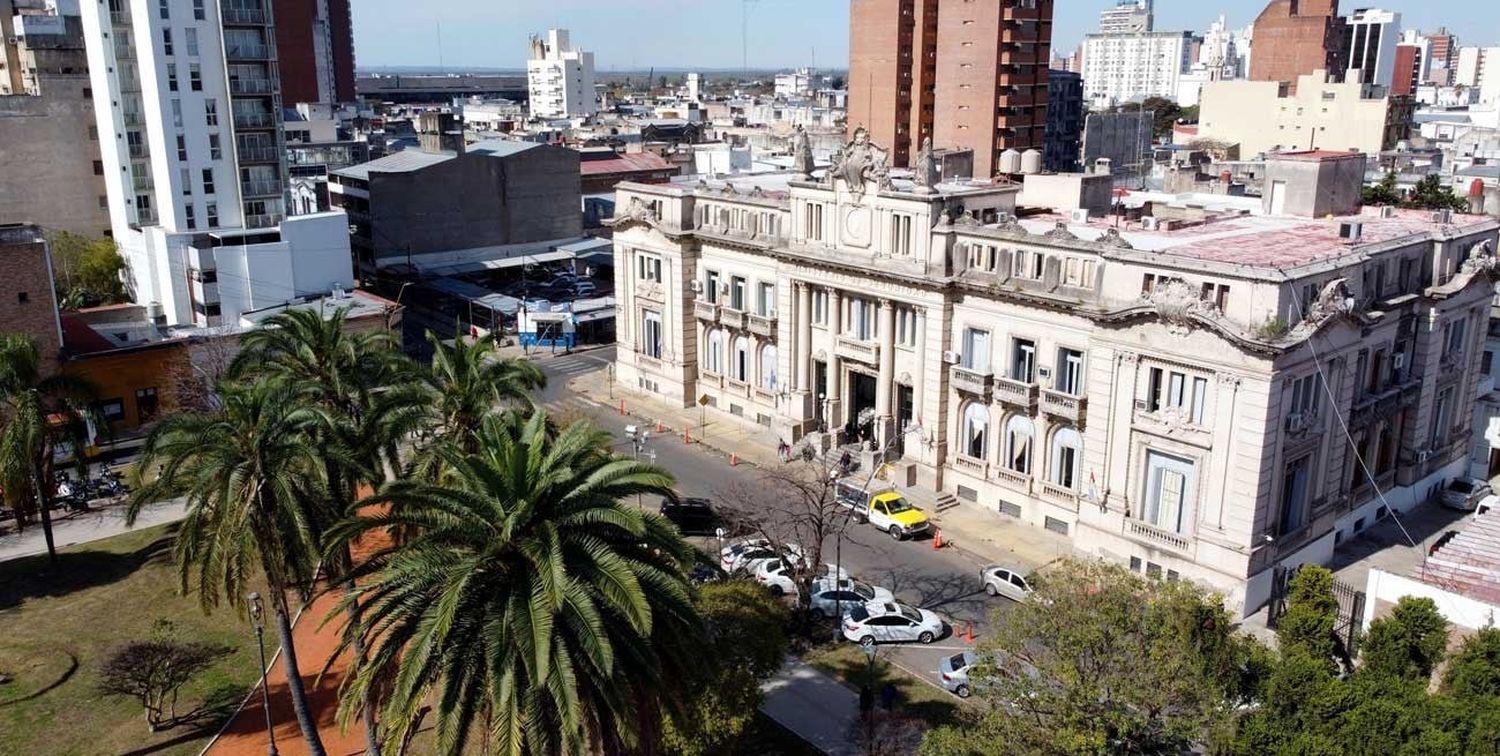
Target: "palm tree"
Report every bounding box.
[231,306,422,756]
[127,380,331,756]
[417,330,545,453]
[0,334,96,565]
[328,410,703,756]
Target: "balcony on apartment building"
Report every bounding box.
[719,305,745,330]
[747,311,777,337]
[233,111,275,130]
[993,376,1039,410]
[236,144,280,163]
[834,335,880,365]
[221,8,268,25]
[241,178,283,198]
[243,212,281,229]
[950,364,994,400]
[693,299,721,323]
[229,77,276,95]
[1040,389,1088,426]
[225,42,274,61]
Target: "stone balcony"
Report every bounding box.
[1040,388,1087,426]
[950,366,993,399]
[993,465,1031,493]
[1038,480,1078,507]
[748,313,777,337]
[693,299,720,323]
[835,336,880,365]
[952,454,988,477]
[1123,518,1192,554]
[720,307,745,330]
[993,377,1039,410]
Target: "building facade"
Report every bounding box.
[1456,47,1500,105]
[526,28,596,119]
[0,1,111,237]
[272,0,354,105]
[1098,0,1152,35]
[1392,43,1420,98]
[1424,29,1456,86]
[1198,71,1413,158]
[1248,0,1348,93]
[847,0,1051,176]
[0,224,64,372]
[1081,30,1196,107]
[1044,70,1083,173]
[608,139,1500,616]
[79,0,352,327]
[1344,7,1400,88]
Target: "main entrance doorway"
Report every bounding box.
[846,371,877,445]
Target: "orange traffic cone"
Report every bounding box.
[682,428,691,443]
[932,528,943,550]
[965,623,976,644]
[618,399,625,415]
[730,453,739,466]
[655,420,663,433]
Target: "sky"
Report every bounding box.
[351,0,1497,71]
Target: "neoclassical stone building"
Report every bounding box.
[610,144,1500,615]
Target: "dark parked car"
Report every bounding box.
[660,497,717,533]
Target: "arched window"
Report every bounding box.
[1004,415,1034,474]
[961,403,989,460]
[1049,426,1083,489]
[760,344,779,390]
[732,336,749,382]
[704,329,724,374]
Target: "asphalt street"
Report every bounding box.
[536,346,1022,691]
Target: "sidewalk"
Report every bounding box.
[0,497,188,563]
[760,658,862,756]
[569,367,1074,572]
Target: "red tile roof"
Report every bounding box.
[60,314,116,355]
[1417,513,1500,606]
[579,152,674,177]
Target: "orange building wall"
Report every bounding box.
[63,342,188,433]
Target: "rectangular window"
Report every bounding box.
[176,134,187,161]
[1014,249,1044,280]
[812,288,828,325]
[962,328,991,371]
[756,282,776,317]
[848,298,876,340]
[641,310,663,358]
[159,0,169,19]
[98,399,125,422]
[185,28,198,56]
[162,28,173,55]
[1278,455,1312,535]
[206,201,218,228]
[1058,348,1084,395]
[730,276,747,310]
[635,253,662,283]
[193,0,205,20]
[1289,374,1321,418]
[1484,350,1494,377]
[184,204,196,229]
[201,168,214,194]
[179,167,191,195]
[1191,377,1208,424]
[1011,338,1036,382]
[167,63,178,91]
[135,387,159,421]
[1445,317,1469,355]
[204,98,218,126]
[704,270,719,303]
[189,64,202,91]
[895,307,917,347]
[208,133,221,160]
[1432,387,1454,445]
[1143,451,1193,533]
[968,244,996,272]
[171,99,182,128]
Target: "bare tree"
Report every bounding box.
[96,620,227,731]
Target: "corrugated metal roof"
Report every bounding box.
[468,139,541,158]
[1418,511,1500,605]
[332,149,454,180]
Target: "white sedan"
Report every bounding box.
[842,601,946,645]
[808,577,895,620]
[753,560,846,597]
[719,538,804,574]
[980,565,1033,602]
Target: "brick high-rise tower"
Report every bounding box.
[273,0,356,105]
[847,0,1052,178]
[1247,0,1349,93]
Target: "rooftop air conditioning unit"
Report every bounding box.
[942,350,961,365]
[1069,208,1091,223]
[1433,209,1453,223]
[1339,220,1363,241]
[1141,216,1163,231]
[1379,206,1396,218]
[1393,353,1406,370]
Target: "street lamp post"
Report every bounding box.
[625,425,653,510]
[247,592,279,756]
[832,422,922,641]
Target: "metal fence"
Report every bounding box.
[1266,564,1367,655]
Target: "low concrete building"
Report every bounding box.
[1197,70,1414,159]
[609,135,1500,617]
[329,139,582,277]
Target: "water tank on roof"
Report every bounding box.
[998,148,1022,174]
[1020,148,1042,174]
[1220,170,1233,184]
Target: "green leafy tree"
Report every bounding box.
[1364,171,1402,206]
[1404,174,1470,212]
[328,410,700,756]
[1275,566,1343,668]
[0,334,97,564]
[126,380,331,756]
[662,580,790,756]
[96,619,227,731]
[48,231,129,309]
[921,559,1257,755]
[1444,627,1500,699]
[1360,596,1450,681]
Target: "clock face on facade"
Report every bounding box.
[842,205,873,249]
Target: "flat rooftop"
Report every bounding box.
[1413,510,1500,606]
[663,169,1020,202]
[1012,206,1495,271]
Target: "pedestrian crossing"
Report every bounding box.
[544,358,608,381]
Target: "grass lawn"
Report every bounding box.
[0,522,265,756]
[803,641,969,729]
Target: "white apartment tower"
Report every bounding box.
[1098,0,1152,35]
[1081,30,1196,107]
[1345,8,1401,88]
[527,28,596,119]
[80,0,352,328]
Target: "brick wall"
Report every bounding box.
[0,226,63,375]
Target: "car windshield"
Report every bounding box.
[849,606,870,622]
[884,497,914,514]
[852,581,875,600]
[899,606,922,622]
[1453,480,1477,494]
[948,653,969,670]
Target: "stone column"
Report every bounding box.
[876,298,896,447]
[913,307,928,430]
[797,282,813,392]
[827,289,843,433]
